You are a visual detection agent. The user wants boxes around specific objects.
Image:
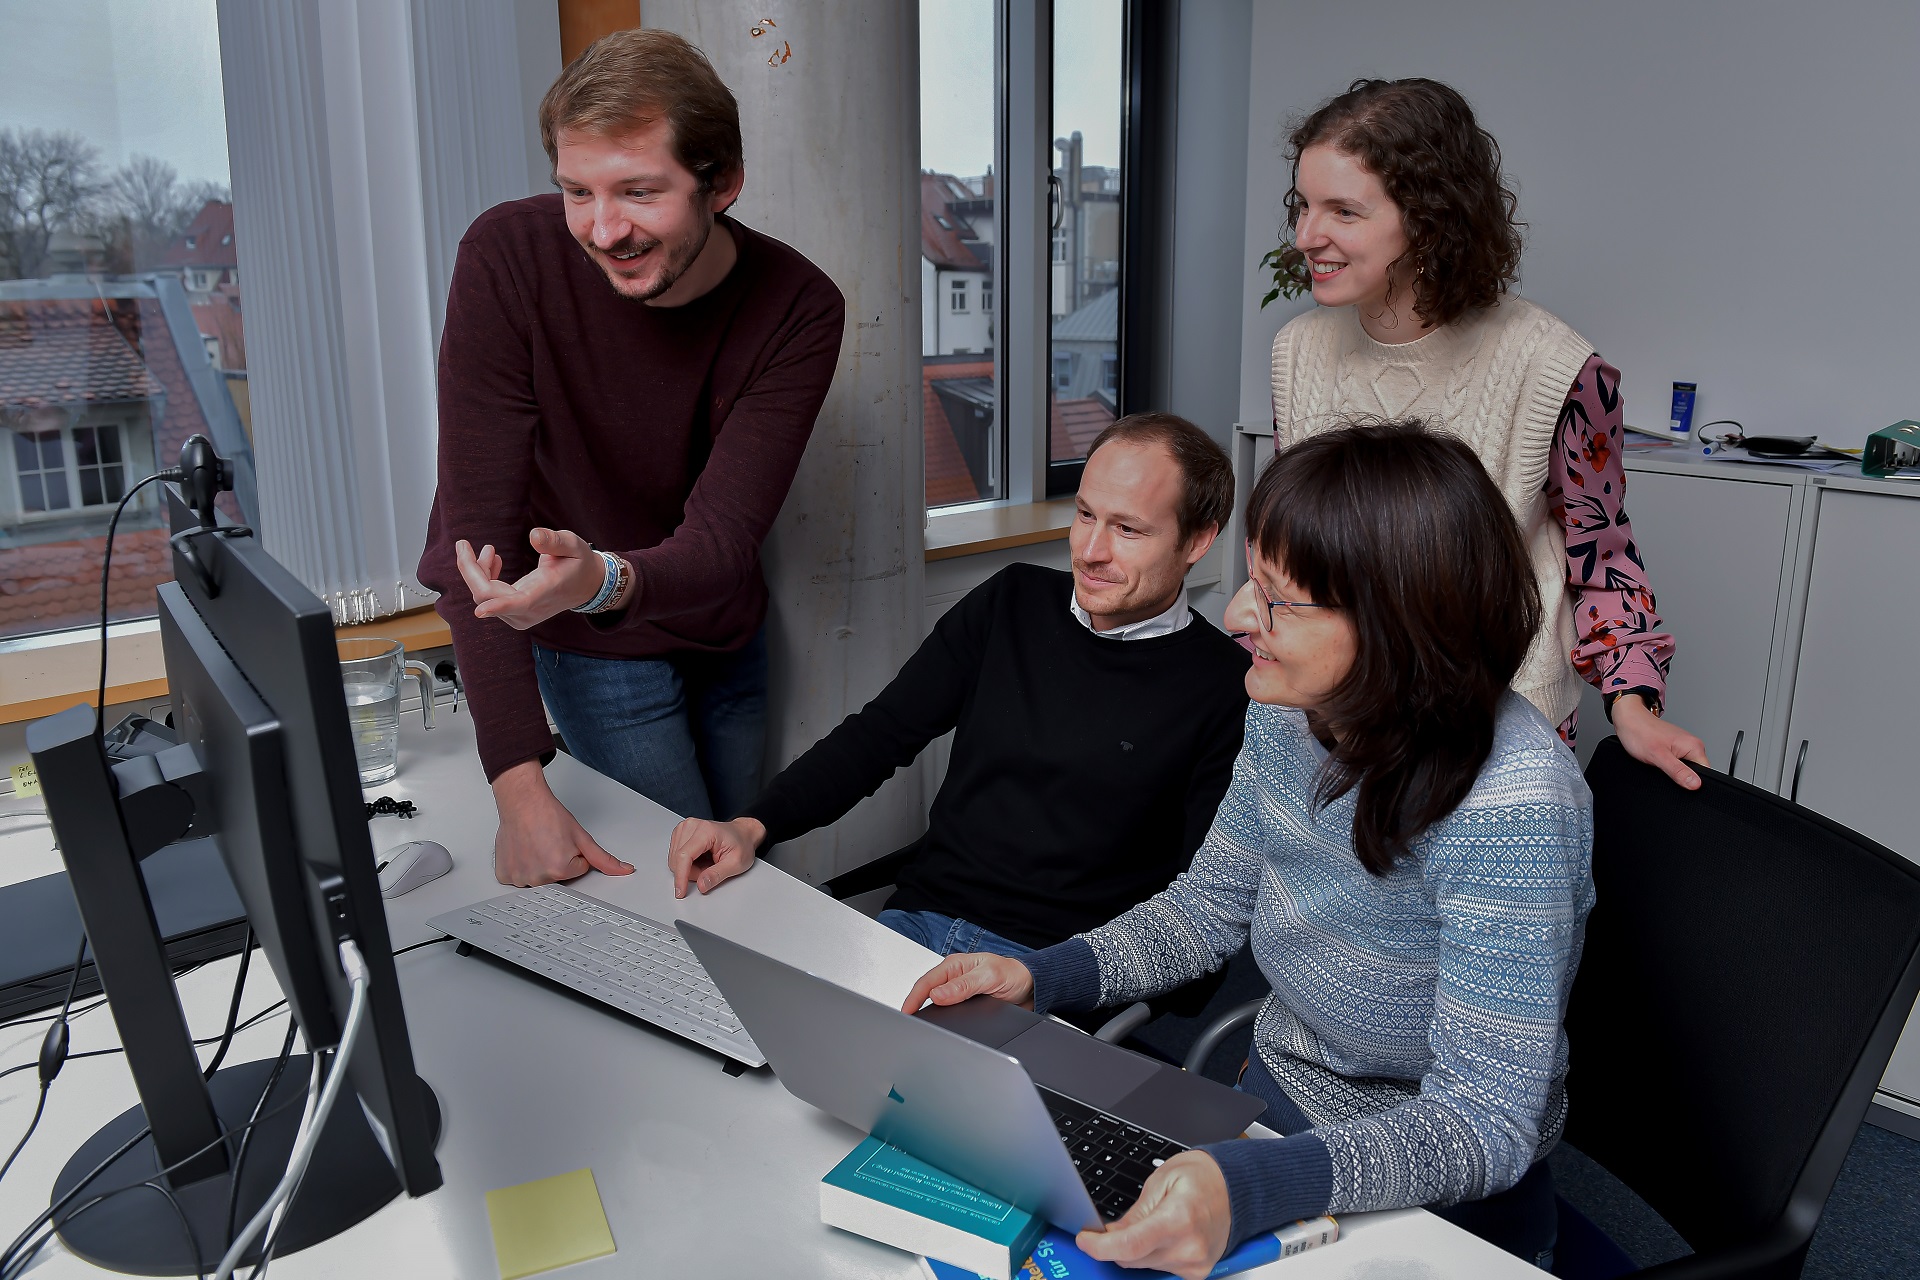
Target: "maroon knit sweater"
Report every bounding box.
[417,197,844,780]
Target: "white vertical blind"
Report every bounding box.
[215,0,542,623]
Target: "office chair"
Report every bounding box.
[1174,737,1920,1280]
[1558,736,1920,1277]
[822,838,1229,1043]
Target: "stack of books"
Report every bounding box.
[821,1135,1338,1280]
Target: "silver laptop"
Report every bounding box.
[678,921,1265,1230]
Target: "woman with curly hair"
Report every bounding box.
[1267,78,1705,784]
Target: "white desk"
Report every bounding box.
[0,711,1543,1278]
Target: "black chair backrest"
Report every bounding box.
[1567,738,1920,1274]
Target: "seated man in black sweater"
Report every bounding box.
[665,413,1251,955]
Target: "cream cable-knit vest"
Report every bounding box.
[1269,297,1593,727]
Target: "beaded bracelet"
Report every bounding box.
[572,550,623,614]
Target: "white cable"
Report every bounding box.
[212,940,371,1280]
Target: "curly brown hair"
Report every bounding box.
[1274,79,1523,330]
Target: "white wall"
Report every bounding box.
[1167,0,1252,446]
[1238,0,1920,447]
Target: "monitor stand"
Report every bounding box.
[51,1059,442,1276]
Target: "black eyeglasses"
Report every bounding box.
[1250,575,1333,633]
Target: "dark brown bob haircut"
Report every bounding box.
[539,29,743,193]
[1247,419,1542,875]
[1086,412,1233,545]
[1274,78,1523,330]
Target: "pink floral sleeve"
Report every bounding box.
[1546,355,1675,724]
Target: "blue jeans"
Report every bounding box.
[876,909,1034,958]
[533,631,767,821]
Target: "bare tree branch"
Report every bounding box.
[0,129,104,279]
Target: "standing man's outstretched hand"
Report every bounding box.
[456,528,624,630]
[491,759,635,886]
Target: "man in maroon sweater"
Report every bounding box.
[417,31,844,887]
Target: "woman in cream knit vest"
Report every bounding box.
[1266,78,1707,787]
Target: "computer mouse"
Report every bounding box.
[377,840,453,898]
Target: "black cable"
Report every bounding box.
[0,1091,46,1190]
[0,997,290,1086]
[200,930,255,1081]
[0,1083,311,1280]
[0,994,109,1036]
[94,470,179,741]
[0,939,88,1190]
[0,1126,150,1280]
[139,1174,206,1280]
[224,1016,298,1256]
[0,468,182,1198]
[1,936,437,1274]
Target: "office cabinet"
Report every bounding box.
[1572,468,1799,783]
[1777,486,1920,1107]
[1777,488,1918,863]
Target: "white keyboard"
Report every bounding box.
[428,885,765,1067]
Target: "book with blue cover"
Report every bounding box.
[917,1218,1340,1280]
[821,1136,1049,1280]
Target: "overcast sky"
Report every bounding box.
[920,0,1124,180]
[0,0,230,189]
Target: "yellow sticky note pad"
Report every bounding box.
[484,1167,617,1280]
[10,763,40,798]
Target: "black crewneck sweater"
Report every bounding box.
[743,564,1251,949]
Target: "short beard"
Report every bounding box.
[597,215,712,303]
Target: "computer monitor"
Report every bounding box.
[24,485,443,1275]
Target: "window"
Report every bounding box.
[0,0,252,639]
[920,1,1157,508]
[11,422,129,515]
[1048,0,1124,468]
[920,0,1002,508]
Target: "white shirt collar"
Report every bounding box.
[1069,586,1193,640]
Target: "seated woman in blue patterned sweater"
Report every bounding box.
[904,419,1595,1277]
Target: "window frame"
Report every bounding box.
[7,419,134,522]
[936,0,1166,512]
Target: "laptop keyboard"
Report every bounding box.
[1040,1087,1187,1221]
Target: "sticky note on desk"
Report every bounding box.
[484,1167,617,1279]
[10,763,40,798]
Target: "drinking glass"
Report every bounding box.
[337,637,434,785]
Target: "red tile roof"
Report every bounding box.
[923,359,991,506]
[921,173,986,273]
[1050,395,1115,462]
[0,527,173,633]
[190,287,246,370]
[0,299,163,410]
[158,200,238,270]
[0,287,227,637]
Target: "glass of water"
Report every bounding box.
[337,638,433,785]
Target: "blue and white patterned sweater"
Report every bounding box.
[1022,693,1594,1245]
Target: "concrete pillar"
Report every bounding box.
[643,2,927,886]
